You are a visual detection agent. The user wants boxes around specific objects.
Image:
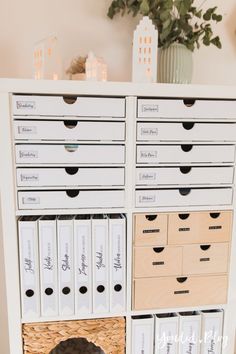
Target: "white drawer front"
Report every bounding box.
[135,188,233,207]
[137,122,236,141]
[18,190,125,209]
[14,120,125,141]
[15,144,125,164]
[136,166,234,185]
[12,95,125,117]
[138,99,236,119]
[136,145,235,164]
[17,167,125,187]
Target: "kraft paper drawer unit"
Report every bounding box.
[0,80,236,354]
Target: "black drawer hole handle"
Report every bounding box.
[79,286,88,294]
[64,145,78,152]
[179,188,191,196]
[66,190,80,198]
[178,213,190,220]
[45,288,54,296]
[65,167,79,175]
[210,212,220,219]
[183,99,196,107]
[182,122,195,130]
[114,284,122,292]
[200,245,211,251]
[177,277,188,283]
[64,120,78,129]
[153,247,164,253]
[181,144,193,152]
[180,166,192,174]
[63,96,78,104]
[145,214,157,221]
[97,285,105,293]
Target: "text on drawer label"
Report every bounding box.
[16,101,36,110]
[22,197,40,205]
[20,174,39,182]
[19,150,38,159]
[18,126,37,134]
[139,172,157,181]
[139,195,156,203]
[141,104,159,113]
[141,128,158,136]
[140,150,157,158]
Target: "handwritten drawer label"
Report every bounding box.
[22,197,40,205]
[19,151,38,159]
[141,104,159,113]
[140,151,157,159]
[20,174,39,182]
[16,101,36,110]
[139,172,157,181]
[18,126,37,134]
[141,128,158,136]
[138,195,156,203]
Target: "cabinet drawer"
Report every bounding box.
[15,144,125,164]
[136,166,234,186]
[12,95,126,117]
[136,188,233,207]
[137,98,236,119]
[14,120,125,141]
[136,145,235,164]
[134,246,182,277]
[16,167,125,187]
[133,275,228,310]
[137,122,236,141]
[182,243,229,275]
[168,211,232,245]
[134,213,168,246]
[18,190,125,209]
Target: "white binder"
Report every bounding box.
[131,315,154,354]
[38,216,58,317]
[200,309,223,354]
[92,215,109,313]
[109,214,126,312]
[74,215,92,314]
[57,216,74,316]
[178,311,201,354]
[18,216,40,319]
[155,313,179,354]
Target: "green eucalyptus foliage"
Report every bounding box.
[107,0,222,51]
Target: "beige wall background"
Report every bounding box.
[0,0,236,84]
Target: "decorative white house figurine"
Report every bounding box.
[85,51,107,81]
[132,16,158,83]
[33,36,62,80]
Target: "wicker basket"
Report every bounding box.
[22,317,125,354]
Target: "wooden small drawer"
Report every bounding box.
[134,246,182,277]
[136,144,235,164]
[199,211,232,243]
[168,212,198,245]
[14,120,125,141]
[15,144,125,165]
[133,275,228,310]
[134,213,168,246]
[12,95,126,117]
[137,98,236,119]
[182,243,229,275]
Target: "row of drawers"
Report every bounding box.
[12,95,236,119]
[133,243,229,277]
[133,275,227,310]
[134,211,232,246]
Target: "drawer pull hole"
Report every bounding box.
[177,277,188,283]
[180,166,192,174]
[145,215,157,221]
[183,99,195,107]
[66,190,80,198]
[181,144,193,152]
[64,120,78,129]
[63,96,77,104]
[182,122,195,130]
[178,213,190,220]
[65,167,79,175]
[179,188,191,196]
[210,212,220,219]
[174,290,189,295]
[64,145,78,152]
[153,247,164,253]
[200,245,211,251]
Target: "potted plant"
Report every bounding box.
[107,0,222,83]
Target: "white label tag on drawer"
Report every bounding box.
[16,101,36,110]
[19,151,38,159]
[20,174,39,182]
[140,150,157,159]
[139,195,156,203]
[18,126,37,134]
[141,128,158,136]
[22,197,40,205]
[139,172,157,181]
[141,104,159,113]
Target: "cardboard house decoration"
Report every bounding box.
[85,51,107,81]
[132,16,158,83]
[33,36,61,80]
